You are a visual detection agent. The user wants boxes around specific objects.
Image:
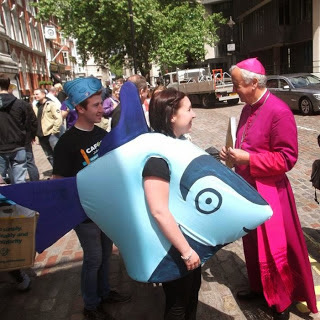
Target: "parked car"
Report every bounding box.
[266,73,320,115]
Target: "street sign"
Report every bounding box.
[227,43,235,52]
[44,26,56,39]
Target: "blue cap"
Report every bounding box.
[64,77,102,110]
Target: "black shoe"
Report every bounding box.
[83,306,116,320]
[272,308,289,320]
[83,308,107,320]
[103,290,132,304]
[236,290,263,301]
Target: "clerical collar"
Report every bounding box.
[251,88,267,106]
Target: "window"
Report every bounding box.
[34,23,41,51]
[63,51,69,65]
[279,79,289,89]
[299,0,312,22]
[266,79,278,89]
[28,18,35,48]
[60,35,67,46]
[3,1,14,39]
[11,5,23,43]
[26,0,36,15]
[279,0,290,25]
[25,0,31,13]
[19,12,29,46]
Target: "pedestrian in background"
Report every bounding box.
[0,74,32,290]
[33,88,62,167]
[0,74,28,184]
[144,88,200,319]
[219,58,318,319]
[60,100,78,130]
[54,83,67,103]
[100,84,121,131]
[7,81,39,181]
[47,86,62,108]
[111,75,149,129]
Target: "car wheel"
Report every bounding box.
[227,98,239,105]
[299,97,313,115]
[201,94,210,108]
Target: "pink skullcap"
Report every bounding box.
[236,57,265,75]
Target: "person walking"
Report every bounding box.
[33,88,62,167]
[144,88,200,319]
[52,77,130,320]
[219,58,318,319]
[0,74,28,184]
[0,74,32,290]
[6,79,39,181]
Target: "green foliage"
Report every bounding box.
[35,0,225,76]
[108,55,124,78]
[39,80,53,86]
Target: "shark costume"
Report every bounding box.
[0,81,272,283]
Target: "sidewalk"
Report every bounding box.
[1,113,320,319]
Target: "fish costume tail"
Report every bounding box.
[0,178,86,252]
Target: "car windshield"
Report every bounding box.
[290,75,320,88]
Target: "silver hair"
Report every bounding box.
[230,65,267,88]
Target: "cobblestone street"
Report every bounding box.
[0,103,319,320]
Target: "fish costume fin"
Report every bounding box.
[98,81,149,156]
[0,178,87,252]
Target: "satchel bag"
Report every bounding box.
[310,159,320,203]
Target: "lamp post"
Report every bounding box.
[226,16,236,65]
[227,16,235,43]
[128,0,137,74]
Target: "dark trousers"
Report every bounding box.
[9,269,23,282]
[25,143,39,181]
[38,135,58,167]
[162,266,201,320]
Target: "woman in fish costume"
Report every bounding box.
[220,58,318,319]
[143,88,200,320]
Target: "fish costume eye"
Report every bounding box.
[195,188,222,214]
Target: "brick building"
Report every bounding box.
[0,0,48,100]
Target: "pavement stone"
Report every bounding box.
[0,104,320,319]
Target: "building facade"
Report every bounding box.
[233,0,320,75]
[202,0,235,73]
[43,20,74,85]
[0,0,48,99]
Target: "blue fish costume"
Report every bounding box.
[0,82,272,282]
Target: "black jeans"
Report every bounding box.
[162,266,201,320]
[38,135,58,167]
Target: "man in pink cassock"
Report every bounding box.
[220,58,318,320]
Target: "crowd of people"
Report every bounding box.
[0,57,318,320]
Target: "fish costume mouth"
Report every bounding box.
[243,227,254,233]
[0,82,272,282]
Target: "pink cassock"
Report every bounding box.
[235,90,318,313]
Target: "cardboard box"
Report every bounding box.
[0,203,38,271]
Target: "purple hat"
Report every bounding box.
[236,58,265,75]
[64,77,102,110]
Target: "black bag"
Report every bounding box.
[310,159,320,203]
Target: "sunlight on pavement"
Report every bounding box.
[295,257,320,313]
[309,256,320,276]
